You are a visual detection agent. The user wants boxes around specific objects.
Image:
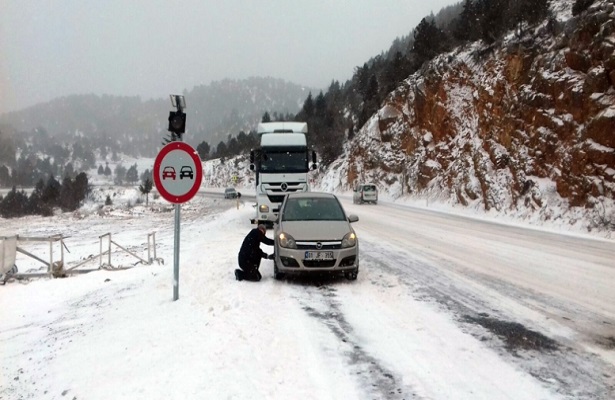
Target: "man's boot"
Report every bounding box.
[234,269,243,281]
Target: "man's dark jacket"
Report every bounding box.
[238,228,274,271]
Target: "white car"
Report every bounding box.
[353,183,378,204]
[272,192,359,280]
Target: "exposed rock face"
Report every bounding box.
[334,0,615,229]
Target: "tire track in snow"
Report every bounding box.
[288,280,421,400]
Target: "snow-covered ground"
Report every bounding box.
[1,172,614,399]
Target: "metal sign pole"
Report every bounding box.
[173,202,180,301]
[173,118,183,302]
[156,94,200,302]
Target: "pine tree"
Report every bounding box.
[41,175,61,209]
[215,141,228,158]
[59,176,76,211]
[73,172,90,206]
[64,163,74,179]
[139,177,153,206]
[197,141,211,160]
[478,0,509,43]
[453,0,481,42]
[412,17,447,65]
[125,163,139,184]
[140,168,153,183]
[114,164,127,185]
[0,187,28,218]
[302,92,314,117]
[0,165,10,187]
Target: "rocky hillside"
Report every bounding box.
[322,0,614,233]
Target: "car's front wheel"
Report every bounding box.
[273,264,285,280]
[345,268,358,280]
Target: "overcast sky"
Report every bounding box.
[0,0,460,114]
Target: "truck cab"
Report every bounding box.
[250,122,317,225]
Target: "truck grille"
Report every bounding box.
[264,182,308,209]
[268,195,286,203]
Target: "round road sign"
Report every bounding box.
[153,141,203,204]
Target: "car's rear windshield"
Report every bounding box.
[282,197,346,221]
[362,185,376,192]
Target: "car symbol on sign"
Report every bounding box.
[162,166,176,180]
[180,166,194,180]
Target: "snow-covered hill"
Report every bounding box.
[320,0,614,236]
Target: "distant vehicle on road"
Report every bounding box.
[224,187,238,199]
[162,166,176,180]
[180,166,194,179]
[353,183,378,204]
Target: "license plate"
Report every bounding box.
[304,251,334,260]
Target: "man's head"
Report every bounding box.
[257,224,267,235]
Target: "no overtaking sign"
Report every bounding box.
[154,141,203,204]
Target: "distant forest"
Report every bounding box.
[0,0,560,194]
[0,173,90,218]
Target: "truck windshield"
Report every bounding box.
[260,150,307,173]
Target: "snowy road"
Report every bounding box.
[343,198,615,351]
[340,198,615,398]
[1,193,615,399]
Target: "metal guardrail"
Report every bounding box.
[0,232,162,282]
[97,232,163,270]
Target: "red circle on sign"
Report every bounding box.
[153,142,203,204]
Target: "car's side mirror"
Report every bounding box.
[348,214,359,223]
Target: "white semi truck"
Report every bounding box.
[250,122,317,225]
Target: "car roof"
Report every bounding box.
[285,191,336,200]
